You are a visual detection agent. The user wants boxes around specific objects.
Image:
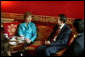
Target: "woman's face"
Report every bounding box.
[25,16,32,22]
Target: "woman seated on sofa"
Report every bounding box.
[18,11,37,47]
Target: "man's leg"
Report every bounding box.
[45,45,66,56]
[45,46,58,56]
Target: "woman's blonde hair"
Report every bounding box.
[24,11,32,19]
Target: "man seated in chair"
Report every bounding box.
[36,14,71,56]
[63,19,84,56]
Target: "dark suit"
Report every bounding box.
[36,24,71,56]
[63,33,84,56]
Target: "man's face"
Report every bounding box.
[25,16,32,22]
[58,17,61,26]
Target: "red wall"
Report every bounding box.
[1,1,84,19]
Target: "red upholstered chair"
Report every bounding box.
[55,31,77,56]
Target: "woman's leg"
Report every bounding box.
[36,44,47,56]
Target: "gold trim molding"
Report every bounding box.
[1,12,75,24]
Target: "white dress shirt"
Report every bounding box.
[53,23,65,41]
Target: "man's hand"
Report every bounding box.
[45,41,51,46]
[25,38,31,44]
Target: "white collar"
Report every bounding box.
[60,23,65,29]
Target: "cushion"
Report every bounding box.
[3,21,21,37]
[25,41,44,56]
[25,41,44,50]
[36,25,54,41]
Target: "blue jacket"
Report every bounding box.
[18,22,37,42]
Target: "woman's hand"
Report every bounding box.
[25,38,31,44]
[20,35,24,37]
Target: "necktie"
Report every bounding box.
[53,27,61,41]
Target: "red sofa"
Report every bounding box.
[3,20,78,56]
[3,20,54,55]
[1,12,78,56]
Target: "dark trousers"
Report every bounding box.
[36,44,47,56]
[36,44,58,56]
[36,44,66,56]
[21,42,33,56]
